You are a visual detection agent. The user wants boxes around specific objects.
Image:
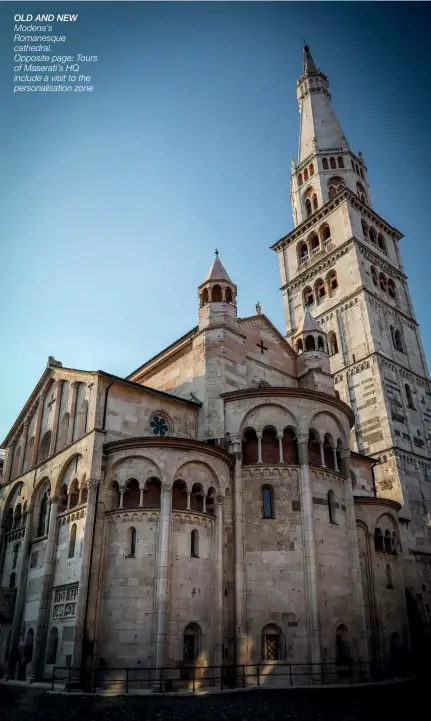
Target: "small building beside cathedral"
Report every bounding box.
[0,47,429,687]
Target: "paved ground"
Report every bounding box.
[0,678,427,721]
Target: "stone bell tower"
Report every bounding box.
[272,46,431,611]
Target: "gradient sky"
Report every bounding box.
[1,1,430,442]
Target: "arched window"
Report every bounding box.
[405,383,415,409]
[183,624,201,662]
[309,233,319,251]
[282,428,298,465]
[371,266,378,286]
[312,193,318,210]
[392,328,404,352]
[68,523,77,559]
[328,490,337,523]
[201,288,209,306]
[337,156,344,168]
[308,430,321,467]
[142,478,161,508]
[386,564,394,589]
[299,242,309,262]
[304,168,309,181]
[321,225,331,242]
[123,478,140,509]
[225,286,233,304]
[328,184,337,199]
[317,335,324,351]
[5,507,13,532]
[328,270,338,292]
[298,172,303,186]
[172,480,188,510]
[190,483,204,512]
[384,529,394,552]
[351,471,356,490]
[330,157,336,169]
[369,227,377,244]
[305,198,312,217]
[262,624,283,661]
[309,163,314,176]
[357,183,366,203]
[9,572,16,588]
[57,412,70,451]
[335,625,351,665]
[378,234,387,253]
[261,427,279,464]
[38,431,52,463]
[303,286,314,306]
[295,338,304,354]
[212,285,222,302]
[261,486,274,519]
[328,331,338,356]
[13,504,22,529]
[23,629,34,664]
[379,272,387,292]
[46,627,58,664]
[77,399,88,438]
[315,279,326,301]
[322,158,329,170]
[37,489,50,537]
[68,480,79,509]
[12,543,20,569]
[128,527,137,557]
[387,279,396,299]
[374,527,384,551]
[305,334,316,350]
[324,435,335,470]
[191,529,199,558]
[361,220,369,239]
[242,429,258,465]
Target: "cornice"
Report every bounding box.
[271,188,402,253]
[220,387,355,427]
[354,496,401,513]
[103,436,235,468]
[333,351,430,390]
[283,239,352,291]
[356,241,407,281]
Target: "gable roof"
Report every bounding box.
[238,313,297,360]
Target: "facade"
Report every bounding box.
[0,48,428,688]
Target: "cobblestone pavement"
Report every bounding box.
[0,678,427,721]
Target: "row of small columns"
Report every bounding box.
[232,433,367,676]
[3,381,83,484]
[252,432,340,471]
[63,487,87,511]
[153,485,224,675]
[3,479,99,682]
[117,486,210,512]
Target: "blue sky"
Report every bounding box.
[1,1,430,442]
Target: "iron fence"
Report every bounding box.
[51,659,408,694]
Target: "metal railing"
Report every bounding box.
[51,659,408,694]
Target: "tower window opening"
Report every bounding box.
[299,242,309,263]
[387,279,396,299]
[312,193,318,210]
[361,220,369,239]
[328,331,338,356]
[303,286,314,306]
[405,383,415,409]
[330,157,336,169]
[304,168,309,181]
[305,335,316,351]
[211,285,222,302]
[296,338,304,353]
[298,172,303,186]
[337,156,344,168]
[321,225,331,242]
[371,266,378,286]
[305,198,312,217]
[369,227,377,244]
[309,162,314,176]
[315,278,326,300]
[322,158,329,170]
[357,182,367,203]
[379,272,387,292]
[378,234,387,253]
[328,270,338,292]
[309,233,319,251]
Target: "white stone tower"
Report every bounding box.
[272,46,431,612]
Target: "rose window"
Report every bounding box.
[150,415,169,437]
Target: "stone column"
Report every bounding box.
[231,435,246,667]
[319,442,326,469]
[341,450,369,662]
[6,505,34,680]
[214,495,224,669]
[3,445,14,485]
[278,435,283,463]
[119,488,125,509]
[186,490,191,510]
[49,380,63,455]
[31,398,45,467]
[73,480,99,669]
[202,492,207,514]
[67,382,79,444]
[17,423,29,477]
[256,432,262,464]
[333,448,340,473]
[139,487,144,507]
[27,497,58,682]
[297,434,321,674]
[154,484,172,670]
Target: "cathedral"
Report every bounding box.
[0,47,430,688]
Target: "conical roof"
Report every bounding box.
[203,251,232,283]
[303,45,317,74]
[295,309,324,336]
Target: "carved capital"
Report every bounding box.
[216,494,224,505]
[25,504,34,514]
[341,449,351,459]
[162,484,172,494]
[50,496,59,504]
[71,381,79,389]
[298,433,309,445]
[87,479,98,491]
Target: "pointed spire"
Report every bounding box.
[303,45,317,74]
[295,309,323,336]
[203,251,232,284]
